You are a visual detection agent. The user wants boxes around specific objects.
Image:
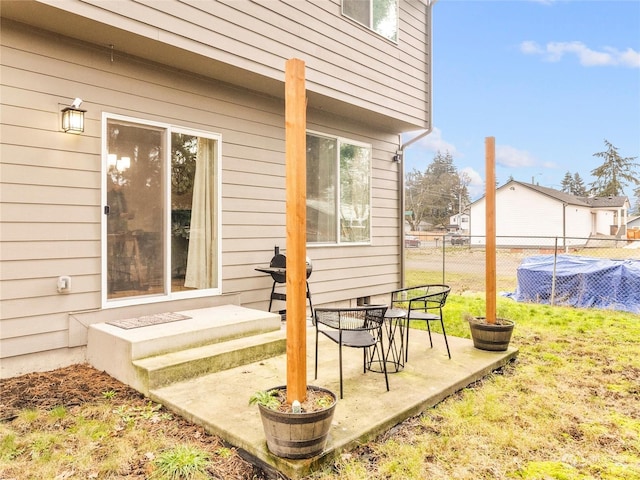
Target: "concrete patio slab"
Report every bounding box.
[150,325,518,479]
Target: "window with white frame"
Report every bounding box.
[342,0,398,42]
[306,132,372,244]
[103,115,221,305]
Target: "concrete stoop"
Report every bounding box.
[87,304,283,396]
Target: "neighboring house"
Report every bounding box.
[448,213,470,233]
[468,180,630,246]
[404,220,433,233]
[0,0,436,378]
[627,215,640,230]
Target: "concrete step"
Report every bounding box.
[87,305,281,395]
[133,329,286,392]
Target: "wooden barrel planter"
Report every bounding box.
[468,317,515,351]
[257,385,337,459]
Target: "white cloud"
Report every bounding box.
[520,41,640,68]
[461,166,484,198]
[520,40,543,55]
[406,127,460,156]
[496,145,537,168]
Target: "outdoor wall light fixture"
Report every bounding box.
[61,98,86,133]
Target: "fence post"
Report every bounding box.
[550,237,558,306]
[442,234,445,285]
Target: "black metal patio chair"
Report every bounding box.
[314,305,389,399]
[390,284,451,360]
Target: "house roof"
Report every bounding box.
[476,180,630,209]
[627,215,640,226]
[513,181,591,206]
[583,195,630,208]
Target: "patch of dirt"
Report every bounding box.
[0,364,143,420]
[0,364,266,480]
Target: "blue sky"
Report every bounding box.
[403,0,640,201]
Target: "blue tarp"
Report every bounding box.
[507,255,640,314]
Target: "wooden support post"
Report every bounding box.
[485,137,496,324]
[285,58,307,403]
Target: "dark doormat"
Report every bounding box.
[107,312,191,329]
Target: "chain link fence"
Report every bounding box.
[405,234,640,313]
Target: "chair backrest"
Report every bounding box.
[390,284,450,312]
[315,305,387,331]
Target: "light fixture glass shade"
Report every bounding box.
[61,107,85,133]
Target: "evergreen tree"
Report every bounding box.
[572,173,587,196]
[560,171,574,194]
[423,151,460,227]
[589,139,639,196]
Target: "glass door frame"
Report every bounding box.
[101,112,223,308]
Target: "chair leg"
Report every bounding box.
[426,320,434,348]
[440,319,451,359]
[379,332,389,392]
[405,321,410,362]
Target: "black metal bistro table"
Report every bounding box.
[367,307,407,373]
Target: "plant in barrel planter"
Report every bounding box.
[249,386,337,459]
[249,58,337,460]
[468,137,515,351]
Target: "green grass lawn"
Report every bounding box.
[2,295,638,479]
[313,295,640,480]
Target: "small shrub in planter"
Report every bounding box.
[249,385,337,459]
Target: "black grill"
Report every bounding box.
[256,247,314,320]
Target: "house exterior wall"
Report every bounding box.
[0,4,414,377]
[448,213,469,232]
[593,209,616,235]
[469,183,589,246]
[1,0,431,131]
[563,205,593,240]
[628,216,640,229]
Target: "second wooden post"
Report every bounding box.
[485,136,497,324]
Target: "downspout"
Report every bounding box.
[398,0,438,287]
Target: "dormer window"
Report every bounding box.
[343,0,398,42]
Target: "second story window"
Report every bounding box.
[343,0,398,42]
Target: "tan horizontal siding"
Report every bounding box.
[1,204,98,224]
[0,257,100,281]
[1,330,70,357]
[2,291,100,320]
[0,223,100,243]
[2,0,430,128]
[0,19,403,364]
[1,312,69,339]
[0,240,99,261]
[0,275,100,301]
